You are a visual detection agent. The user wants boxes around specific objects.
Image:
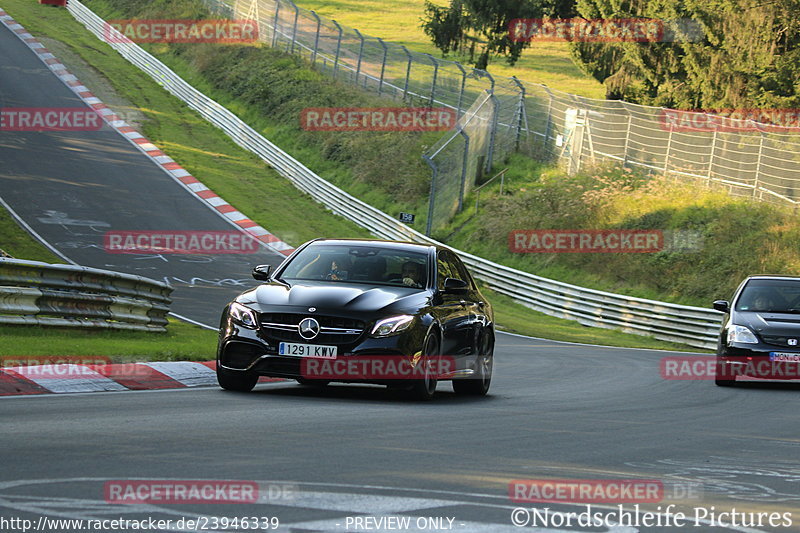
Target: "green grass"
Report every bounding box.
[0,208,61,263]
[0,0,709,352]
[0,319,218,360]
[444,161,800,307]
[293,0,606,98]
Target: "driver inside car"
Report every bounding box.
[401,261,423,288]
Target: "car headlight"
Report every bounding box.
[229,302,257,329]
[727,324,758,345]
[371,315,414,337]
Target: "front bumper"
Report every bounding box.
[717,344,800,380]
[217,313,440,383]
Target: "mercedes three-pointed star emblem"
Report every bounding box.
[299,317,320,340]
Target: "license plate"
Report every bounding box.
[279,342,337,359]
[769,352,800,362]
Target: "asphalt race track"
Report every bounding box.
[0,21,285,326]
[2,337,800,532]
[1,13,800,533]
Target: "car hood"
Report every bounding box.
[737,312,800,335]
[236,280,429,315]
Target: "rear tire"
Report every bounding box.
[217,366,258,392]
[407,334,439,401]
[453,335,493,396]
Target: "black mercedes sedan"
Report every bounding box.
[713,275,800,386]
[216,238,494,399]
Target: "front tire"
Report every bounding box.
[715,359,735,387]
[217,366,258,392]
[296,378,330,387]
[408,334,439,401]
[453,335,493,396]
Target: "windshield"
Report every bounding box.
[280,243,429,288]
[734,279,800,313]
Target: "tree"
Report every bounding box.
[421,0,560,70]
[569,0,800,109]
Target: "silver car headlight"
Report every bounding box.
[727,324,758,345]
[370,315,414,337]
[229,302,257,329]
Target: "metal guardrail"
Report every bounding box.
[65,0,723,349]
[0,258,173,331]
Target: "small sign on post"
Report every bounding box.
[399,212,415,224]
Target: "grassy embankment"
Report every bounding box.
[0,0,743,353]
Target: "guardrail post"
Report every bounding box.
[377,37,388,95]
[401,45,413,100]
[271,0,281,47]
[330,20,343,79]
[423,155,438,236]
[458,128,470,211]
[354,28,365,87]
[425,53,439,106]
[310,11,321,64]
[288,1,299,54]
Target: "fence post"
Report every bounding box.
[707,128,718,187]
[753,130,764,198]
[542,86,554,157]
[271,0,281,47]
[664,123,673,176]
[511,76,526,151]
[458,128,470,211]
[486,91,499,174]
[622,109,632,167]
[310,11,321,64]
[454,62,466,117]
[288,1,299,54]
[377,37,388,95]
[401,45,413,100]
[332,20,343,79]
[423,155,438,236]
[425,53,439,106]
[354,28,365,87]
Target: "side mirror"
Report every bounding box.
[443,277,468,293]
[252,264,272,281]
[713,300,729,313]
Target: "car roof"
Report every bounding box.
[307,238,437,254]
[745,275,800,281]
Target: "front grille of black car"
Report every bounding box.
[760,335,800,348]
[258,313,366,345]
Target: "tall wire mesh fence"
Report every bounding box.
[204,0,800,234]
